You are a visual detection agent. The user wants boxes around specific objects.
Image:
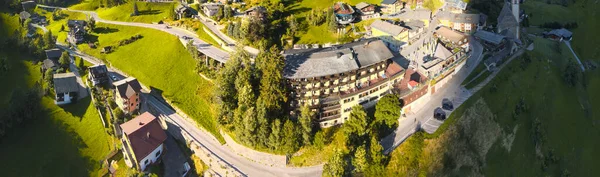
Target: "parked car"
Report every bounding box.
[434,107,446,120]
[165,25,171,29]
[442,98,454,110]
[111,75,119,81]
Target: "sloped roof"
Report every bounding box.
[43,59,58,70]
[19,11,30,19]
[434,43,453,59]
[474,30,505,45]
[381,0,398,5]
[548,28,572,38]
[445,0,468,10]
[355,2,372,10]
[371,19,407,36]
[385,61,405,77]
[53,72,79,94]
[120,112,167,161]
[245,6,266,14]
[113,77,142,99]
[435,26,467,43]
[283,39,394,79]
[45,48,62,59]
[438,11,480,24]
[396,9,431,20]
[497,2,518,31]
[89,64,108,76]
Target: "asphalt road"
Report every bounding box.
[381,38,484,154]
[39,5,231,62]
[40,5,323,176]
[145,94,324,177]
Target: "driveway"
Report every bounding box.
[163,134,190,177]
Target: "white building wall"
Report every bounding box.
[55,92,73,105]
[138,144,164,171]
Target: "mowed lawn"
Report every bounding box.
[78,23,221,141]
[97,2,176,23]
[0,50,114,176]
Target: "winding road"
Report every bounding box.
[38,4,323,177]
[35,4,513,176]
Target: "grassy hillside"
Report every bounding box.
[386,0,600,175]
[97,2,175,23]
[0,46,114,176]
[77,23,221,141]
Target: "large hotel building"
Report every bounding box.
[283,39,406,127]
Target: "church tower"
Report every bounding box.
[512,0,520,39]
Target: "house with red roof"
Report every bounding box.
[120,112,167,171]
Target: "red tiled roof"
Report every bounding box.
[385,61,405,77]
[120,112,167,161]
[408,80,419,87]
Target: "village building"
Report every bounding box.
[53,72,80,105]
[244,6,267,20]
[67,20,87,44]
[113,77,143,114]
[370,19,410,51]
[202,3,221,17]
[333,2,356,25]
[120,112,167,171]
[484,0,522,70]
[41,49,62,73]
[21,1,36,11]
[88,64,109,86]
[393,9,432,27]
[174,4,192,20]
[381,0,402,14]
[437,11,485,33]
[443,0,468,13]
[434,26,470,50]
[355,2,380,20]
[283,39,406,127]
[543,28,572,41]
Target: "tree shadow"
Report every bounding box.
[94,27,119,34]
[85,34,100,44]
[138,10,162,15]
[0,104,98,176]
[62,96,92,119]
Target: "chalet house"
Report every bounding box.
[41,49,62,72]
[434,26,469,50]
[21,1,36,11]
[381,0,401,14]
[88,64,109,86]
[174,4,192,20]
[355,2,379,20]
[244,6,267,20]
[543,28,572,41]
[120,112,167,171]
[473,30,507,50]
[53,72,79,105]
[202,3,221,17]
[437,11,483,33]
[113,77,142,114]
[333,2,355,25]
[67,20,87,44]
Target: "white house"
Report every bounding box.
[120,112,167,171]
[53,72,79,105]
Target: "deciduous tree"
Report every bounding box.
[352,144,368,173]
[374,94,401,127]
[59,51,70,69]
